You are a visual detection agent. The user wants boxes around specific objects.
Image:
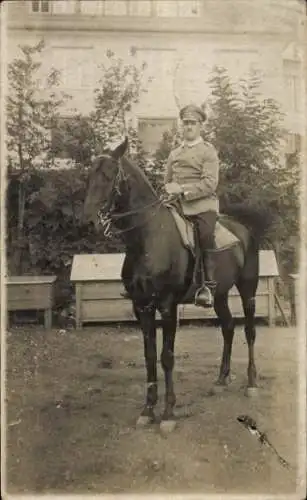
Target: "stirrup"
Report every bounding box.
[194,285,214,308]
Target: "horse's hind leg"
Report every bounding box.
[236,277,258,395]
[213,292,235,389]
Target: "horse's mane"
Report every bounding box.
[122,156,159,198]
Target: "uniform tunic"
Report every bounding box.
[164,137,220,216]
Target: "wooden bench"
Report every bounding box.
[70,250,279,328]
[6,275,57,329]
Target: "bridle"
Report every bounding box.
[95,155,168,238]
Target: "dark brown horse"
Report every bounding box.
[83,137,273,433]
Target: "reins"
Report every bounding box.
[98,198,165,238]
[95,156,171,238]
[100,198,162,221]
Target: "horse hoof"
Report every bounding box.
[211,380,229,394]
[160,419,177,434]
[245,386,258,398]
[136,415,154,428]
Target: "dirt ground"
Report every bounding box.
[4,320,304,496]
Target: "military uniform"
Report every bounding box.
[164,136,219,248]
[164,104,220,306]
[122,104,219,306]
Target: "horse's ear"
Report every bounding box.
[111,136,128,160]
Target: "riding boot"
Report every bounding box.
[194,252,216,308]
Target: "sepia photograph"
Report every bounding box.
[1,0,306,497]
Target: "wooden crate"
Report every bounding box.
[71,251,279,328]
[182,250,278,325]
[71,254,131,328]
[6,275,57,329]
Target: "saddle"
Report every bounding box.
[165,201,249,305]
[165,202,245,255]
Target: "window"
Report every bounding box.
[178,0,200,17]
[216,49,260,81]
[284,74,300,112]
[156,0,200,17]
[283,60,300,112]
[285,133,301,169]
[156,0,178,17]
[31,0,50,13]
[77,0,201,18]
[129,0,152,16]
[45,0,201,17]
[104,0,128,16]
[135,48,178,116]
[52,0,75,14]
[80,0,152,16]
[50,46,94,90]
[79,0,103,15]
[138,118,177,154]
[285,133,301,154]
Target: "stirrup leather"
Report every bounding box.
[205,280,217,291]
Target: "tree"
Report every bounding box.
[7,38,70,273]
[51,114,96,167]
[6,45,149,294]
[153,66,300,275]
[58,49,149,166]
[92,48,148,152]
[203,67,286,207]
[203,67,300,275]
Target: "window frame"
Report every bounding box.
[283,59,300,113]
[30,0,51,14]
[30,0,202,17]
[155,0,200,17]
[285,133,301,155]
[137,116,178,154]
[127,0,154,17]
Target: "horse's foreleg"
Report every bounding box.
[159,302,178,430]
[214,292,235,388]
[133,303,158,426]
[238,281,258,393]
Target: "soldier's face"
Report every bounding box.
[182,119,201,142]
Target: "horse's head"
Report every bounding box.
[83,137,128,230]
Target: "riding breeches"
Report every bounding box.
[189,211,217,249]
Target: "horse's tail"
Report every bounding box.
[220,203,274,241]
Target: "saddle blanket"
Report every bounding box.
[168,206,239,253]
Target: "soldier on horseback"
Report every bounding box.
[164,104,219,307]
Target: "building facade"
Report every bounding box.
[5,0,306,155]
